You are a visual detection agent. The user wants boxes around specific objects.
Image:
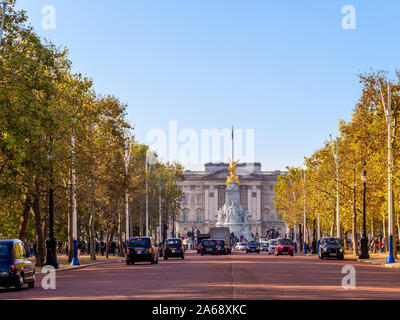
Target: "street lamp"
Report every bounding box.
[71,129,79,266]
[359,162,369,259]
[45,143,58,269]
[145,150,157,237]
[0,1,8,46]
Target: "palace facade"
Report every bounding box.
[176,163,288,238]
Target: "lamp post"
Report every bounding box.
[302,170,307,254]
[71,129,79,266]
[159,177,162,244]
[45,142,58,269]
[125,137,133,242]
[0,1,8,46]
[359,162,369,259]
[145,150,157,237]
[379,81,395,263]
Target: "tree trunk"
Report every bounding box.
[392,191,397,259]
[298,223,303,251]
[352,179,358,255]
[89,198,96,261]
[33,182,45,267]
[118,206,124,257]
[330,208,335,237]
[18,195,31,241]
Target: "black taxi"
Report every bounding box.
[0,239,35,289]
[126,237,159,265]
[163,238,185,260]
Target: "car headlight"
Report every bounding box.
[339,248,343,252]
[323,248,327,252]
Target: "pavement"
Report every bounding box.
[2,251,400,300]
[33,254,124,273]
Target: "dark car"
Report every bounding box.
[260,242,269,252]
[126,237,159,265]
[199,239,217,256]
[246,241,260,254]
[319,237,344,260]
[0,239,35,289]
[275,238,294,256]
[164,238,185,260]
[215,239,228,255]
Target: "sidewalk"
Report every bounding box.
[346,252,400,269]
[33,254,125,273]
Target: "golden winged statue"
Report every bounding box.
[226,158,240,187]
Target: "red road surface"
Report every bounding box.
[1,251,400,300]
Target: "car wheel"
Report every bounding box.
[201,253,203,256]
[28,280,35,289]
[339,255,344,260]
[181,255,184,260]
[320,254,324,260]
[126,259,131,265]
[164,256,168,260]
[15,276,24,290]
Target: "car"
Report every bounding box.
[215,239,228,255]
[275,238,294,256]
[0,239,35,290]
[268,239,277,255]
[260,242,269,252]
[235,242,246,251]
[164,238,185,260]
[199,239,218,256]
[319,237,344,260]
[246,241,260,254]
[126,237,159,265]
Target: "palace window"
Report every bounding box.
[196,194,202,204]
[197,212,202,223]
[183,214,189,223]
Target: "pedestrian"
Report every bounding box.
[111,241,116,256]
[100,241,105,256]
[33,242,37,257]
[77,241,82,256]
[65,241,69,256]
[58,240,63,254]
[382,237,386,253]
[378,237,383,253]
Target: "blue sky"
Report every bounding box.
[14,0,400,171]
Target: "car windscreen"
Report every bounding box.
[203,240,216,246]
[166,239,181,246]
[322,238,341,246]
[270,240,277,245]
[0,243,11,259]
[129,238,151,247]
[278,239,292,245]
[248,242,259,246]
[216,240,225,246]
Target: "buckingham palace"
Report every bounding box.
[176,162,288,238]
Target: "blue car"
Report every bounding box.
[0,239,35,289]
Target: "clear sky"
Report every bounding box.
[14,0,400,171]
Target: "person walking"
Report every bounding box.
[77,241,82,256]
[65,241,69,256]
[100,241,105,256]
[378,237,383,253]
[58,240,63,254]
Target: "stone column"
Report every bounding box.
[247,187,252,216]
[256,186,261,221]
[213,185,218,223]
[204,186,209,223]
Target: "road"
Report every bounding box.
[1,251,400,300]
